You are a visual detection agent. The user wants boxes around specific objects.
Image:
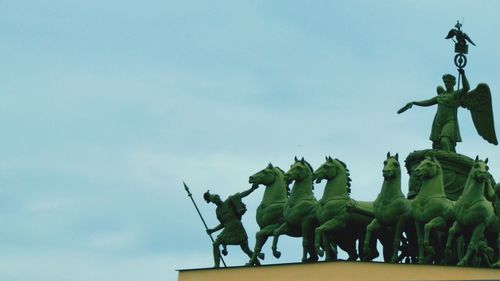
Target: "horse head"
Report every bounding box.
[469,156,490,184]
[250,163,279,187]
[383,152,401,180]
[413,156,441,180]
[312,156,351,194]
[312,156,337,183]
[284,156,314,184]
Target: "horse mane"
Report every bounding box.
[302,159,315,190]
[300,159,314,174]
[293,158,315,190]
[275,166,285,174]
[335,158,352,194]
[273,166,290,196]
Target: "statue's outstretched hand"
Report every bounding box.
[397,102,413,114]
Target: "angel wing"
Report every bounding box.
[461,83,498,145]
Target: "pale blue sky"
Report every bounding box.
[1,1,500,281]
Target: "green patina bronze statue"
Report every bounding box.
[246,163,288,266]
[363,153,411,263]
[204,186,261,267]
[398,69,497,152]
[312,156,376,261]
[271,157,319,263]
[490,183,500,268]
[445,157,497,266]
[185,21,500,269]
[494,183,500,268]
[398,21,496,153]
[411,156,454,264]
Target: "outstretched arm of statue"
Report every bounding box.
[207,223,224,234]
[397,102,414,114]
[239,184,259,198]
[397,97,438,114]
[412,96,438,107]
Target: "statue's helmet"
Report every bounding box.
[203,190,211,203]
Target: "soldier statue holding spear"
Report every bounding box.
[184,182,263,267]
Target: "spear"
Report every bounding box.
[183,181,227,267]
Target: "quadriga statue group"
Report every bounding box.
[204,153,499,268]
[195,23,500,269]
[200,68,499,269]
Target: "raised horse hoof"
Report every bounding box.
[221,249,228,256]
[347,254,359,261]
[317,248,324,258]
[258,253,265,260]
[273,250,281,259]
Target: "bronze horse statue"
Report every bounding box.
[312,156,377,261]
[363,153,411,262]
[246,163,287,266]
[271,157,319,262]
[445,157,497,266]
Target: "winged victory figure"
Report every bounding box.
[398,69,497,152]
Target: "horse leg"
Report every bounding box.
[444,221,460,264]
[323,234,337,261]
[494,233,500,268]
[415,221,425,263]
[240,241,258,264]
[390,218,406,263]
[272,222,289,259]
[314,218,343,258]
[458,223,486,266]
[246,224,278,265]
[303,218,318,262]
[363,219,380,261]
[423,217,447,262]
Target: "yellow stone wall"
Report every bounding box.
[178,261,500,281]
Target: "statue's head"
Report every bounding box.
[204,190,221,204]
[442,74,456,90]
